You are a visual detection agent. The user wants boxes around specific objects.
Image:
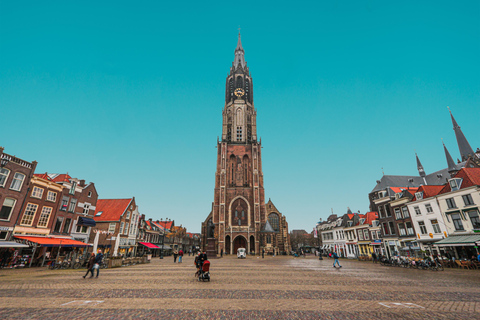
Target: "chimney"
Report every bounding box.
[79,179,86,187]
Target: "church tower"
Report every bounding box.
[202,33,266,255]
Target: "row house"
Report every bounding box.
[433,168,480,258]
[0,147,37,243]
[344,213,362,258]
[407,185,446,255]
[44,173,98,243]
[13,174,63,237]
[389,187,418,257]
[317,210,382,259]
[91,198,138,257]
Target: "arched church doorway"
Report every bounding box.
[225,235,231,255]
[249,235,255,253]
[233,236,247,253]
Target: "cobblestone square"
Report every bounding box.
[1,255,479,319]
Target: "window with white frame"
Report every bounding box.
[418,221,427,235]
[20,203,38,226]
[83,204,90,215]
[0,198,16,221]
[372,231,377,240]
[46,191,57,202]
[108,223,116,233]
[0,168,10,187]
[425,204,433,213]
[462,194,474,206]
[125,222,129,235]
[359,218,365,225]
[68,198,77,213]
[406,222,414,235]
[401,206,409,218]
[363,229,369,240]
[53,217,63,232]
[467,211,480,229]
[119,222,124,234]
[446,198,456,209]
[88,191,92,198]
[388,221,396,234]
[430,219,441,233]
[415,192,424,200]
[69,181,77,195]
[414,206,421,215]
[37,206,52,228]
[10,173,25,191]
[451,213,464,231]
[449,178,463,191]
[76,224,88,233]
[126,211,131,220]
[398,223,406,236]
[395,208,402,220]
[358,230,364,240]
[31,186,44,199]
[60,197,68,211]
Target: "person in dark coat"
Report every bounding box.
[83,253,96,279]
[93,250,104,278]
[371,252,377,263]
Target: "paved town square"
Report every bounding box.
[0,255,479,319]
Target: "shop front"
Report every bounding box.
[118,237,136,258]
[399,240,421,258]
[370,240,383,255]
[435,234,480,259]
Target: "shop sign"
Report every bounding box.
[0,226,11,231]
[373,240,381,243]
[388,241,396,245]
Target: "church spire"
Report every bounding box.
[449,107,474,161]
[416,153,426,178]
[233,32,246,69]
[443,140,457,175]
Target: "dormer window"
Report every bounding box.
[449,178,463,191]
[372,220,379,227]
[359,218,365,225]
[415,192,424,200]
[395,193,403,200]
[347,221,353,227]
[95,211,103,217]
[378,191,387,198]
[69,181,77,195]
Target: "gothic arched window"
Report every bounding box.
[236,76,243,88]
[267,235,271,244]
[268,213,280,232]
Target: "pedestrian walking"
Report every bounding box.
[189,249,192,256]
[262,249,264,259]
[333,251,342,268]
[83,253,96,279]
[178,249,184,263]
[173,250,178,263]
[93,250,104,278]
[371,252,377,264]
[220,248,223,258]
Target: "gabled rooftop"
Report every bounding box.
[93,198,132,222]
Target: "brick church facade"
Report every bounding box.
[201,34,290,256]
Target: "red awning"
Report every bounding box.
[14,236,91,248]
[139,242,160,249]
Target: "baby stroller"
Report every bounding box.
[198,260,210,282]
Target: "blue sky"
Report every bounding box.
[1,1,479,233]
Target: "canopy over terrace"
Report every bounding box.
[138,242,160,249]
[14,236,91,247]
[14,236,91,268]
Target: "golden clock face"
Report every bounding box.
[234,88,245,97]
